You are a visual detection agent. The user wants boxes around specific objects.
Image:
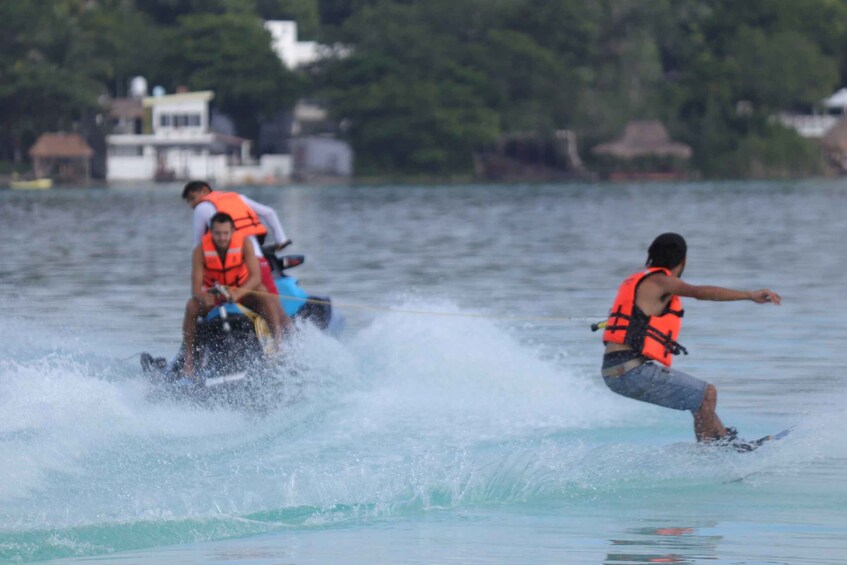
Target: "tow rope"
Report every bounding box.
[237,286,598,324]
[235,303,277,356]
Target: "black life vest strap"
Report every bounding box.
[607,303,688,357]
[605,304,629,333]
[643,325,688,356]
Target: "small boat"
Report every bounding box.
[9,178,53,190]
[140,247,343,411]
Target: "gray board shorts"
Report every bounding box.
[601,353,707,412]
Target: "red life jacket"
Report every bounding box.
[200,191,267,238]
[202,231,249,289]
[602,267,687,367]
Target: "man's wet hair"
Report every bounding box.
[210,212,235,227]
[646,233,687,269]
[182,180,211,199]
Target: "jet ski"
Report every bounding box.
[269,247,344,336]
[140,244,342,410]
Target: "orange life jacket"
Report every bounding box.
[602,267,687,367]
[200,191,267,238]
[202,231,250,289]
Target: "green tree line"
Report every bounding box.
[2,0,845,178]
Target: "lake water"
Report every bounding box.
[0,180,845,564]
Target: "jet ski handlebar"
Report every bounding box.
[261,243,305,273]
[273,239,293,252]
[209,282,234,302]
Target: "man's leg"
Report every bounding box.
[182,297,207,379]
[603,362,727,442]
[258,260,291,340]
[693,384,728,442]
[244,285,287,342]
[258,258,279,294]
[264,294,291,342]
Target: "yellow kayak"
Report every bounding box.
[9,178,52,190]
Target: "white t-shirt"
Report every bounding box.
[193,194,288,256]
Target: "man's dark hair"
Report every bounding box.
[210,212,235,227]
[182,180,211,199]
[646,233,687,269]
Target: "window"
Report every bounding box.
[157,112,201,128]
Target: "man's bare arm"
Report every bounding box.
[229,243,262,303]
[660,276,781,304]
[242,243,261,290]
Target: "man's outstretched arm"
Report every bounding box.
[662,277,782,304]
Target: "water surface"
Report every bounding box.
[0,180,845,563]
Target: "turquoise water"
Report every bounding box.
[0,181,845,563]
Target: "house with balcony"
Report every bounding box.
[106,88,291,184]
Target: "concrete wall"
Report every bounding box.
[106,147,291,184]
[225,155,292,185]
[107,155,156,181]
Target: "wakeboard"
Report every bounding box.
[727,427,792,452]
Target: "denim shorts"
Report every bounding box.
[602,360,708,412]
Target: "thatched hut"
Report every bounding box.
[29,133,94,182]
[592,120,692,180]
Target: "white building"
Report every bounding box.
[106,89,291,184]
[264,20,351,69]
[264,21,322,70]
[778,88,847,138]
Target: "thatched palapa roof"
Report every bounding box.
[29,133,94,159]
[593,120,692,159]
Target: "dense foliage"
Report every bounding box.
[2,0,845,178]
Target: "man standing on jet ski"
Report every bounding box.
[182,213,284,378]
[600,233,782,445]
[182,180,291,332]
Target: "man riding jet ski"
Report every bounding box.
[140,214,341,409]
